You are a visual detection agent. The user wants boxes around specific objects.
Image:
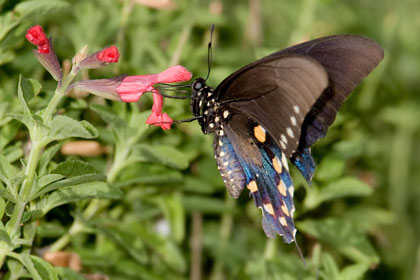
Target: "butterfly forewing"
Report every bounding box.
[216,55,328,158]
[269,35,384,149]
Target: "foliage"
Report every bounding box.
[0,0,419,279]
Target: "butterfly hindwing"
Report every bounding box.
[220,113,296,243]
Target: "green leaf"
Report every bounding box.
[155,193,185,243]
[115,172,182,188]
[0,196,4,218]
[51,160,99,177]
[37,182,122,215]
[38,143,62,176]
[5,201,14,217]
[133,224,186,273]
[0,153,17,179]
[55,267,86,280]
[17,75,30,114]
[21,210,43,223]
[133,144,189,170]
[29,255,59,280]
[34,173,106,199]
[37,174,65,189]
[49,115,98,141]
[297,218,379,264]
[18,76,41,109]
[7,253,42,280]
[14,0,70,19]
[321,253,340,280]
[183,196,233,214]
[316,156,346,182]
[6,259,29,279]
[4,144,24,163]
[93,222,148,264]
[9,113,46,137]
[304,177,374,210]
[340,263,369,280]
[36,222,67,238]
[0,228,11,244]
[342,207,396,232]
[90,104,126,126]
[0,50,15,66]
[128,110,152,140]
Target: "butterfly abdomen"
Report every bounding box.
[214,134,246,198]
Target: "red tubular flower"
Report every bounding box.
[145,90,173,130]
[116,65,192,102]
[70,65,192,130]
[26,25,50,54]
[97,46,120,63]
[26,25,62,81]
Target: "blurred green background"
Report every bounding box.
[1,0,420,279]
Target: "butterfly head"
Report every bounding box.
[190,77,220,134]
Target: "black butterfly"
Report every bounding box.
[163,34,383,246]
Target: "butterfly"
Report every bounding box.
[162,34,384,246]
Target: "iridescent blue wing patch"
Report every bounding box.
[217,113,297,243]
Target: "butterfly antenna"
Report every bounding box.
[205,24,215,81]
[295,238,306,267]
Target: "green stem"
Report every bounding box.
[0,240,11,268]
[1,67,79,267]
[42,69,77,124]
[49,219,84,252]
[6,143,42,239]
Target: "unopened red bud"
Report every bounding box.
[26,25,50,54]
[97,46,120,63]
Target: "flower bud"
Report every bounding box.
[78,46,120,70]
[26,25,62,81]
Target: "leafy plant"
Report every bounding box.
[0,0,419,279]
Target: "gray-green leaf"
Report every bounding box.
[49,115,98,141]
[304,177,374,210]
[37,182,122,215]
[51,160,99,177]
[297,218,379,264]
[133,144,189,170]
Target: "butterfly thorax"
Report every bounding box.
[191,78,222,135]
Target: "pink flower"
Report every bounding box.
[97,46,120,63]
[116,65,192,102]
[70,65,192,129]
[145,90,173,130]
[26,25,50,54]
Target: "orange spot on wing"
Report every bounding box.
[279,216,287,226]
[272,156,282,173]
[281,204,290,217]
[253,125,266,143]
[263,203,274,215]
[277,180,287,196]
[247,180,258,193]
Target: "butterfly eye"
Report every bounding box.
[193,81,203,90]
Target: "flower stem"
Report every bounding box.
[42,69,77,124]
[2,67,79,266]
[0,240,11,268]
[6,143,42,240]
